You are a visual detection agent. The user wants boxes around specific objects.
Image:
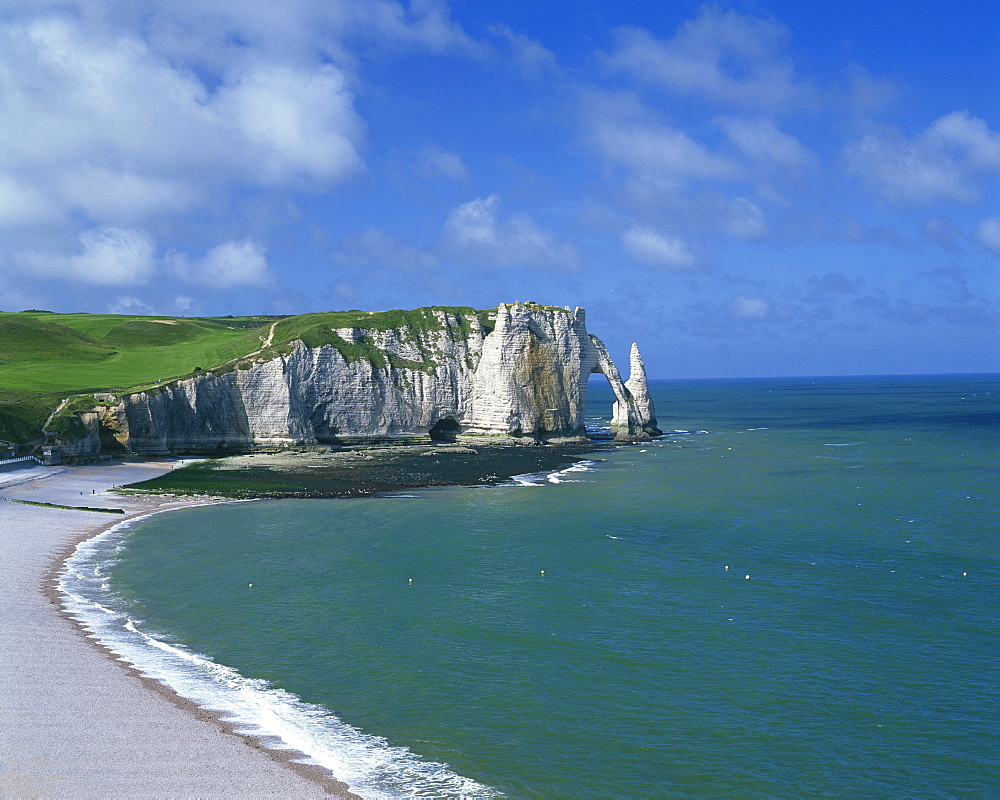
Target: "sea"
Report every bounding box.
[60,374,1000,798]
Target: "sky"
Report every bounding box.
[0,1,997,378]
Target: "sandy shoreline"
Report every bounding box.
[0,460,357,798]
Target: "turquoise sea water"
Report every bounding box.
[63,375,1000,797]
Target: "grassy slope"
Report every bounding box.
[0,313,278,443]
[0,306,508,445]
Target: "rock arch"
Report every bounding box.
[463,303,660,441]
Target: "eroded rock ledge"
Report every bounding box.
[61,303,660,457]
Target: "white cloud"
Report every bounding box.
[445,195,579,270]
[0,14,367,231]
[716,117,813,172]
[109,295,156,315]
[214,62,364,185]
[413,146,470,182]
[844,111,1000,205]
[0,5,407,292]
[14,227,157,286]
[731,296,770,319]
[59,168,200,224]
[845,63,898,115]
[583,91,737,188]
[602,7,807,111]
[447,196,500,246]
[74,0,481,67]
[70,228,158,285]
[620,225,698,271]
[490,24,557,78]
[975,217,1000,255]
[924,111,1000,169]
[0,175,59,228]
[723,197,769,239]
[844,134,973,204]
[171,240,271,287]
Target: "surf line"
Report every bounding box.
[55,497,499,799]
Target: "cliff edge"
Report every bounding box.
[56,303,659,456]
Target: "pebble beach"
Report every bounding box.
[0,460,355,798]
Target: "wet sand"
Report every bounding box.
[0,460,357,798]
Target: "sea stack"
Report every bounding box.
[611,343,661,440]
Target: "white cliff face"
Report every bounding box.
[463,304,596,438]
[57,305,660,454]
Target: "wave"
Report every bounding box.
[506,459,600,487]
[59,517,501,799]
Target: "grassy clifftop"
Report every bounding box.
[0,306,497,445]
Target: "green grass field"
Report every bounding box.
[0,306,505,445]
[0,312,278,443]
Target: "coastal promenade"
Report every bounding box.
[0,461,354,798]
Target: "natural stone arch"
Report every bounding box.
[586,336,661,440]
[464,302,660,441]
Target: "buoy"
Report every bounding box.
[540,570,545,575]
[745,574,750,580]
[248,583,253,588]
[725,565,729,571]
[963,572,967,577]
[408,578,413,584]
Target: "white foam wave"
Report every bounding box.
[507,472,546,487]
[506,459,599,487]
[546,459,599,484]
[59,518,501,799]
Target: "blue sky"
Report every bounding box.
[0,1,997,378]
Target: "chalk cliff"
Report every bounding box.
[58,304,658,456]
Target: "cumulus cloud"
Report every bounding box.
[925,111,1000,168]
[17,227,157,286]
[975,216,1000,255]
[620,225,698,271]
[444,195,579,270]
[582,91,737,188]
[213,63,365,185]
[844,111,1000,204]
[0,1,482,303]
[0,10,371,287]
[170,240,272,287]
[601,7,807,111]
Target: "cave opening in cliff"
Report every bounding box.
[97,423,129,453]
[428,416,461,442]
